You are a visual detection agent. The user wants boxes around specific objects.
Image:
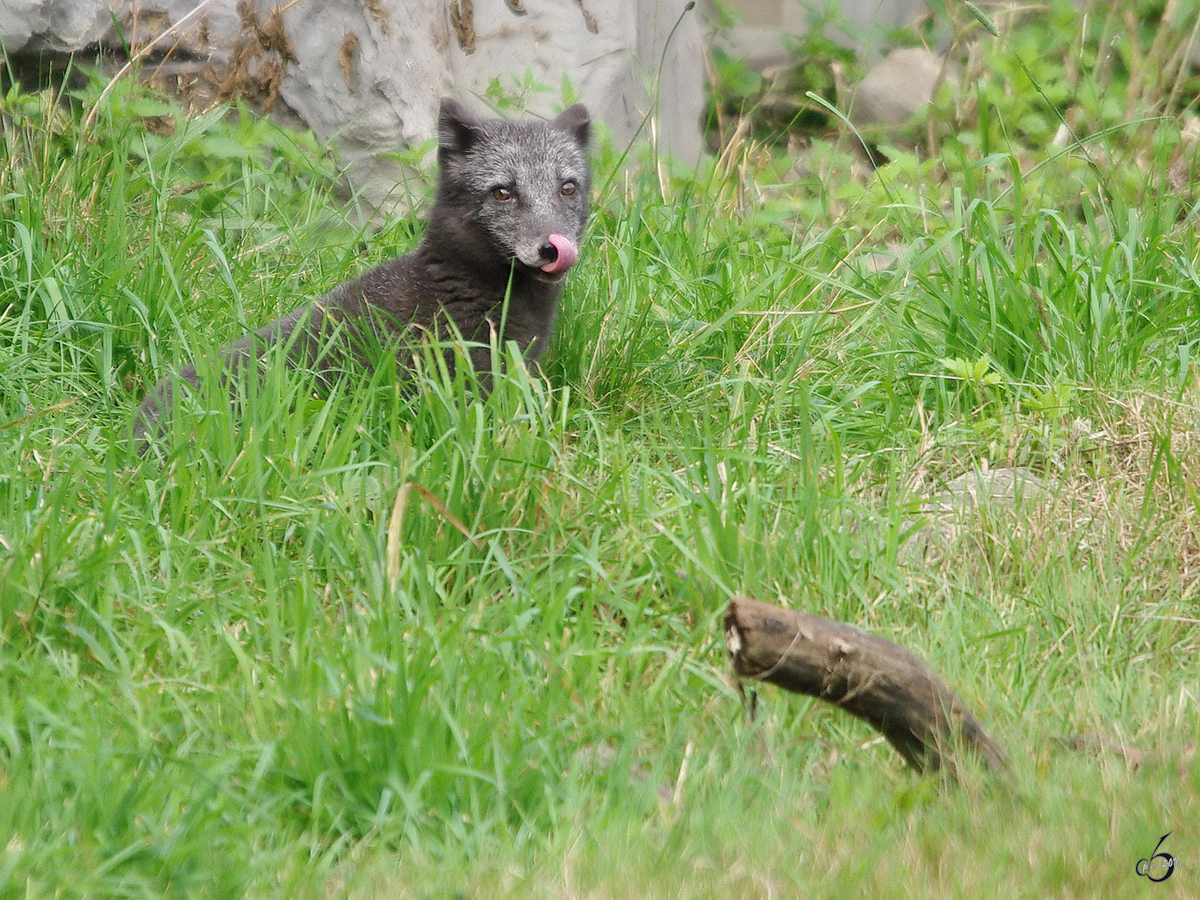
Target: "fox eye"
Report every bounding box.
[491,186,514,202]
[561,180,577,197]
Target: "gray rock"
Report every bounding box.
[902,466,1056,564]
[712,0,929,72]
[921,466,1052,515]
[848,46,956,147]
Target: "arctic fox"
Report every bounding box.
[134,98,591,448]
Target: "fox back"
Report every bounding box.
[134,98,591,450]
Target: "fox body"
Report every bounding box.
[134,98,591,448]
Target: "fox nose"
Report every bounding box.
[538,242,559,263]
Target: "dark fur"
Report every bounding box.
[134,98,591,450]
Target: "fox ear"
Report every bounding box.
[553,104,591,149]
[438,98,484,157]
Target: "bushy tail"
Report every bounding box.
[133,304,328,455]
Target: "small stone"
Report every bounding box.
[849,47,957,149]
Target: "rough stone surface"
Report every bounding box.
[1,0,705,210]
[901,466,1056,565]
[848,46,955,145]
[920,467,1052,515]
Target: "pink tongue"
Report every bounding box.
[540,234,578,274]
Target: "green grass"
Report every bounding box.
[3,19,1200,897]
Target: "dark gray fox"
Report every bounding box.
[134,98,591,450]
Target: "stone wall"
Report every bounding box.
[1,0,706,209]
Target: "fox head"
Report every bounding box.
[433,99,591,284]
